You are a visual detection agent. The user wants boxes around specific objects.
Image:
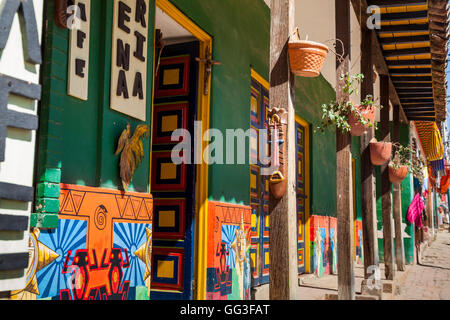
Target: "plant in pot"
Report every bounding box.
[389,143,412,184]
[370,138,392,166]
[316,73,382,136]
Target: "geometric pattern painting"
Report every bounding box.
[295,120,307,274]
[10,184,153,300]
[206,201,252,300]
[150,41,199,300]
[249,76,270,287]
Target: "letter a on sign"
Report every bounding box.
[110,0,149,121]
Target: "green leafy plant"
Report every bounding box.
[389,142,424,183]
[389,142,412,170]
[316,73,382,134]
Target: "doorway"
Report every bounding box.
[150,0,211,300]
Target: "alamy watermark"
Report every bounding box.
[170,121,281,176]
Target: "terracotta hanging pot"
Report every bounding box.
[348,105,376,136]
[288,40,328,77]
[388,163,409,184]
[369,138,392,166]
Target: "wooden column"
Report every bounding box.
[268,0,297,300]
[392,105,405,271]
[360,26,379,280]
[380,74,395,280]
[336,0,355,300]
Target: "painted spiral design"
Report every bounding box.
[94,205,107,230]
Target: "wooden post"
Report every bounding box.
[335,0,355,300]
[268,0,297,300]
[360,26,380,280]
[392,105,405,271]
[380,74,395,280]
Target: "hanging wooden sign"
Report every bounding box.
[110,0,149,121]
[67,0,91,100]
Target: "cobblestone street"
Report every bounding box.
[396,228,450,300]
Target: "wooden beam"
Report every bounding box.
[367,0,427,6]
[400,98,434,103]
[360,26,380,282]
[406,117,437,121]
[379,35,430,45]
[350,0,409,124]
[336,0,355,300]
[397,88,433,94]
[377,24,429,33]
[268,0,297,300]
[389,68,431,74]
[393,104,407,272]
[386,59,431,67]
[380,74,395,281]
[391,76,432,82]
[380,11,428,21]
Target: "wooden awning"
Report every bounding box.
[367,0,449,122]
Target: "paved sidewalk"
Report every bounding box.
[296,263,408,300]
[395,229,450,300]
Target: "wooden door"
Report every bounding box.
[150,41,199,299]
[249,76,270,286]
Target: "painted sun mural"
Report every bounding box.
[11,184,153,300]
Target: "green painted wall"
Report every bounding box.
[39,0,339,214]
[294,76,337,217]
[38,0,155,193]
[166,0,270,205]
[376,123,415,264]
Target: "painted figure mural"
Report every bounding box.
[206,202,251,300]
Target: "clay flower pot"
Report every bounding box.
[369,138,392,166]
[388,163,409,184]
[288,40,329,77]
[348,105,376,136]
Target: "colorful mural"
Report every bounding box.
[354,220,364,265]
[206,201,252,300]
[11,184,153,300]
[309,215,337,277]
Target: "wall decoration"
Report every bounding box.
[67,0,91,100]
[267,107,288,199]
[115,123,150,191]
[110,0,149,121]
[206,201,252,300]
[354,220,363,265]
[11,184,153,300]
[309,215,337,277]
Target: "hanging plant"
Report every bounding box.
[316,73,382,135]
[388,142,424,184]
[369,138,392,166]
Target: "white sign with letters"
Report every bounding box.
[110,0,149,121]
[67,0,90,100]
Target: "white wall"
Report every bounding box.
[295,0,336,89]
[0,0,43,292]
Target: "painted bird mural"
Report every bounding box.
[115,123,150,191]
